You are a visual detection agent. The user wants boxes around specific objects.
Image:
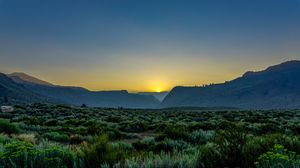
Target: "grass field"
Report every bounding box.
[0,103,300,168]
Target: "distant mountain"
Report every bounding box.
[160,61,300,109]
[138,91,169,101]
[1,73,160,108]
[0,73,53,104]
[23,83,160,108]
[8,72,54,86]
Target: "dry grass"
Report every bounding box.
[14,133,36,144]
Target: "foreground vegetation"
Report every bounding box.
[0,104,300,168]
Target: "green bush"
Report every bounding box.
[120,121,149,133]
[215,124,248,167]
[119,149,199,168]
[190,129,216,144]
[0,134,12,143]
[0,119,20,134]
[134,138,191,154]
[87,123,104,135]
[197,142,222,168]
[82,135,129,167]
[255,144,300,168]
[156,125,190,141]
[70,134,93,144]
[132,140,153,151]
[155,139,190,152]
[0,140,84,168]
[43,132,69,142]
[104,127,123,140]
[44,119,59,126]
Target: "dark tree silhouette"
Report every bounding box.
[81,104,87,108]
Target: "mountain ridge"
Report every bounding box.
[0,73,56,104]
[8,72,54,86]
[3,60,300,109]
[1,73,160,108]
[160,60,300,109]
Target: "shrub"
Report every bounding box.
[120,121,149,133]
[44,119,59,126]
[214,124,248,167]
[70,134,93,144]
[242,134,300,167]
[120,149,199,168]
[43,132,69,142]
[33,141,85,168]
[0,140,84,168]
[255,144,300,168]
[193,122,216,130]
[253,123,281,135]
[0,140,34,167]
[197,142,222,168]
[111,142,133,151]
[155,139,190,152]
[82,135,129,167]
[0,119,20,134]
[190,129,216,144]
[0,134,12,143]
[156,125,190,141]
[87,123,103,135]
[23,116,42,125]
[132,140,153,151]
[14,133,36,144]
[104,128,123,140]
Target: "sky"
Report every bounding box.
[0,0,300,92]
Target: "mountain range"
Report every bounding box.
[160,60,300,109]
[0,73,160,108]
[1,60,300,109]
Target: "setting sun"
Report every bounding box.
[148,80,169,92]
[155,88,162,93]
[153,85,164,93]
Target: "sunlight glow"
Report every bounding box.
[149,80,168,93]
[155,88,162,93]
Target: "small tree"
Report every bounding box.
[81,104,87,108]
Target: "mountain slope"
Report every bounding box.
[160,61,300,109]
[0,73,53,104]
[23,84,160,108]
[138,92,169,102]
[8,72,53,86]
[5,73,160,108]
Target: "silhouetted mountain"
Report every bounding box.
[3,73,160,108]
[138,91,169,101]
[160,61,300,109]
[0,73,53,104]
[23,83,160,108]
[8,72,54,86]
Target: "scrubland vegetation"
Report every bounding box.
[0,103,300,168]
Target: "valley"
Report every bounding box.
[0,104,299,167]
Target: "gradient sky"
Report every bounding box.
[0,0,300,92]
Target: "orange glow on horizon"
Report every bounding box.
[16,56,259,92]
[146,79,170,93]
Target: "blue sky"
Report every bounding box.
[0,0,300,91]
